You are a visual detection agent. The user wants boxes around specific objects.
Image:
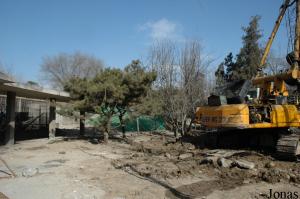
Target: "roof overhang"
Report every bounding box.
[0,83,71,102]
[0,72,14,83]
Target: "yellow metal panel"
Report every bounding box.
[271,105,299,123]
[195,104,249,128]
[241,105,300,128]
[195,104,300,129]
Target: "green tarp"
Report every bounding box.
[88,114,165,132]
[112,115,165,132]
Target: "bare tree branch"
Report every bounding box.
[40,51,104,90]
[148,39,212,138]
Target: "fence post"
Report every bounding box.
[80,110,85,137]
[136,117,139,133]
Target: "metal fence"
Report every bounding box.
[0,95,49,131]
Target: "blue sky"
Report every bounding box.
[0,0,291,83]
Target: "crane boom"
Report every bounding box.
[258,0,291,74]
[292,0,300,78]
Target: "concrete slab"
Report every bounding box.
[0,72,14,84]
[0,83,70,102]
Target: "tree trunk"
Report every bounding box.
[121,124,126,138]
[119,115,126,138]
[103,131,109,144]
[180,115,186,137]
[173,126,179,140]
[103,115,112,144]
[186,115,195,135]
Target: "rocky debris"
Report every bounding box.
[199,156,219,166]
[217,157,233,168]
[204,150,246,159]
[256,168,300,184]
[188,145,196,150]
[164,153,171,159]
[90,138,99,144]
[22,167,39,177]
[130,153,144,158]
[47,139,56,144]
[114,133,300,193]
[111,160,123,169]
[178,153,193,160]
[135,163,152,177]
[288,173,300,183]
[59,151,66,154]
[259,169,284,183]
[47,137,64,144]
[145,148,161,155]
[199,149,259,171]
[233,160,255,170]
[264,161,275,169]
[201,156,255,169]
[248,168,259,177]
[242,179,251,184]
[182,143,196,150]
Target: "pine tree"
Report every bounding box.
[64,60,156,142]
[235,15,262,79]
[215,62,225,86]
[224,52,237,80]
[216,16,262,82]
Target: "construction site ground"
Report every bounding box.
[0,131,300,199]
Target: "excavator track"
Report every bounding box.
[191,128,300,161]
[276,133,300,161]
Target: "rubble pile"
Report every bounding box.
[113,133,300,185]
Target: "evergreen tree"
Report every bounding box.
[235,15,262,79]
[224,52,237,80]
[216,16,262,82]
[64,60,156,142]
[215,62,225,86]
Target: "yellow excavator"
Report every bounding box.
[194,0,300,160]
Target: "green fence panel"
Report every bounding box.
[87,114,165,132]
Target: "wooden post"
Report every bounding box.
[80,110,85,137]
[136,117,140,133]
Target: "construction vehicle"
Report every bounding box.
[194,0,300,160]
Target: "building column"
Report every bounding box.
[5,91,16,145]
[49,98,56,139]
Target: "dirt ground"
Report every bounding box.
[0,132,300,199]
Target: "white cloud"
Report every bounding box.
[139,18,183,41]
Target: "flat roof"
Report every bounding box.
[0,82,71,102]
[0,72,14,83]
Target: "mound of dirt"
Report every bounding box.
[165,179,243,199]
[112,133,300,198]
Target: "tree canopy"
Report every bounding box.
[148,40,210,138]
[215,16,262,83]
[64,60,156,142]
[40,52,104,90]
[236,15,262,79]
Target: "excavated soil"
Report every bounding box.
[113,132,300,198]
[1,131,300,198]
